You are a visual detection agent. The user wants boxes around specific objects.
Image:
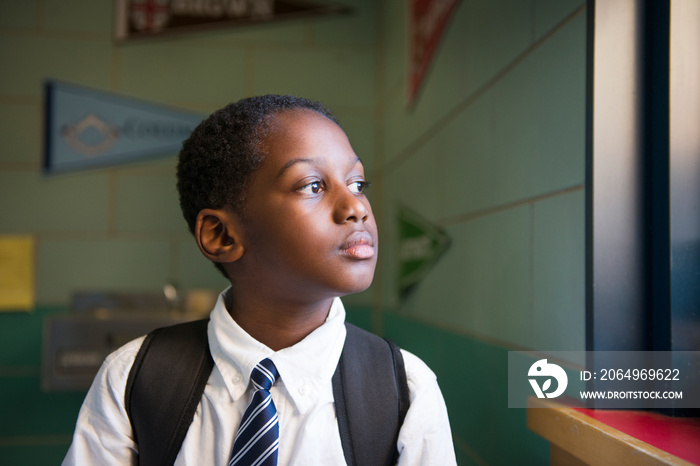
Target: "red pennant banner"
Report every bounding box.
[115,0,350,41]
[407,0,459,107]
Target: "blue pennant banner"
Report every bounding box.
[44,81,205,174]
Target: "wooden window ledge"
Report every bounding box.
[527,397,700,465]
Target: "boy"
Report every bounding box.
[64,95,456,465]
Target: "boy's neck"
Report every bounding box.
[225,289,333,351]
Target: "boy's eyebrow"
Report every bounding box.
[277,157,315,178]
[276,156,362,178]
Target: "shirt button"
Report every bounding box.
[298,385,309,396]
[233,374,242,384]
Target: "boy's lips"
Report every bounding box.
[340,231,375,259]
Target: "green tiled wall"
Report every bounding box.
[375,0,587,463]
[383,313,550,465]
[0,0,587,463]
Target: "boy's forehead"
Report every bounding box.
[265,108,329,133]
[253,109,360,174]
[262,109,345,153]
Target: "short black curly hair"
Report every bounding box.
[176,95,339,277]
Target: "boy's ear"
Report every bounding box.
[195,208,245,264]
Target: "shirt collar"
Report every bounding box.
[207,287,346,414]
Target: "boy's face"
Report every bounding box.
[235,109,378,304]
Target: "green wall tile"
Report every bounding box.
[178,21,307,47]
[378,0,406,96]
[0,306,66,367]
[42,0,112,36]
[0,375,85,437]
[118,43,248,106]
[0,103,41,164]
[382,0,534,164]
[0,0,38,30]
[380,5,586,221]
[0,171,110,233]
[535,0,586,40]
[0,36,112,96]
[310,0,376,46]
[454,447,484,466]
[533,190,585,351]
[114,171,186,234]
[433,10,585,219]
[344,305,372,331]
[36,238,171,304]
[175,239,232,291]
[331,110,376,175]
[382,314,550,465]
[0,444,72,466]
[398,206,533,348]
[252,47,375,109]
[337,284,375,309]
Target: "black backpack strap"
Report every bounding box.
[124,319,409,466]
[125,319,214,466]
[332,323,410,466]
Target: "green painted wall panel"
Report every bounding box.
[0,103,42,164]
[0,444,72,466]
[183,22,307,47]
[0,0,38,31]
[310,0,376,46]
[332,111,376,174]
[36,238,171,304]
[0,36,112,96]
[344,305,372,331]
[114,170,186,234]
[0,376,85,437]
[118,43,248,106]
[533,190,585,352]
[534,0,585,40]
[378,0,406,97]
[42,0,113,36]
[175,238,233,291]
[399,206,534,348]
[0,172,111,233]
[252,47,375,108]
[382,0,534,165]
[0,306,65,368]
[383,313,550,465]
[381,10,586,225]
[380,148,445,226]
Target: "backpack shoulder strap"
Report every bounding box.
[124,319,409,466]
[125,319,214,466]
[332,322,410,466]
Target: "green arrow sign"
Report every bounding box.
[397,205,450,296]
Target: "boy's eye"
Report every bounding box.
[349,181,370,194]
[299,181,323,194]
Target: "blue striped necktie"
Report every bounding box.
[229,358,280,466]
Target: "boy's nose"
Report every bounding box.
[333,189,370,224]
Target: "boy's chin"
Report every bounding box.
[337,276,375,297]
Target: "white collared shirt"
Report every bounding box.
[63,290,457,465]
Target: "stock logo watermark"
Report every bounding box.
[528,359,568,399]
[508,351,700,409]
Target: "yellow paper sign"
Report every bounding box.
[0,235,35,311]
